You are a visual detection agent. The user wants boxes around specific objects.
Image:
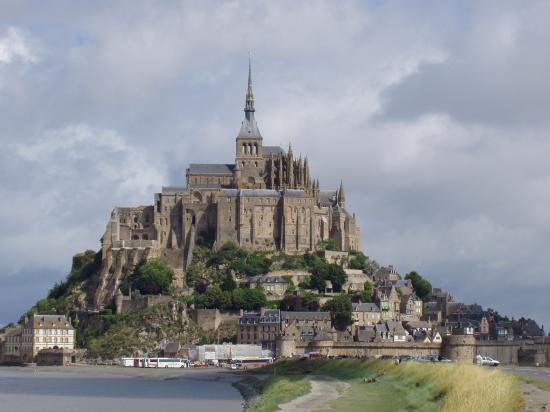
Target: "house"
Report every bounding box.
[422,301,443,324]
[399,293,423,321]
[479,316,490,340]
[352,302,381,326]
[238,309,281,352]
[372,265,400,285]
[374,285,401,320]
[0,327,21,363]
[280,311,332,342]
[373,322,392,342]
[20,315,75,363]
[403,320,432,335]
[357,325,377,342]
[248,275,289,300]
[386,320,408,342]
[430,330,443,343]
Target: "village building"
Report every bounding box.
[19,315,75,363]
[248,275,289,300]
[279,311,331,342]
[237,309,280,352]
[352,302,381,326]
[374,285,401,321]
[399,293,423,321]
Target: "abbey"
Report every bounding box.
[95,62,360,307]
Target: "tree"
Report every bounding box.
[322,294,353,330]
[348,251,367,270]
[220,272,237,292]
[134,259,174,294]
[363,258,380,277]
[280,294,304,311]
[243,288,267,310]
[405,271,432,301]
[359,281,373,303]
[317,239,340,251]
[310,262,347,293]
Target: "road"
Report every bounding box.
[503,366,550,384]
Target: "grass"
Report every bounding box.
[255,359,523,412]
[246,375,311,412]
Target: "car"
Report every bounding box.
[474,355,500,366]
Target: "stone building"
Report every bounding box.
[0,327,21,363]
[20,315,75,363]
[280,311,332,341]
[374,285,401,321]
[94,61,361,308]
[352,302,381,326]
[237,309,281,352]
[248,275,289,300]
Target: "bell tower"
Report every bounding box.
[235,56,265,188]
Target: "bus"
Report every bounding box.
[147,358,190,368]
[230,357,273,370]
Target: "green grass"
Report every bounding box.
[255,359,523,412]
[247,375,311,412]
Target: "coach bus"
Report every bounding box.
[230,356,273,370]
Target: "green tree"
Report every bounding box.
[349,251,367,270]
[231,288,246,308]
[134,258,174,294]
[220,272,237,292]
[317,239,340,251]
[359,281,373,302]
[243,288,267,310]
[405,271,432,301]
[363,258,380,277]
[322,294,353,330]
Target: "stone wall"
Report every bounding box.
[191,309,243,331]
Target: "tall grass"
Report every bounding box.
[247,375,311,412]
[258,359,523,412]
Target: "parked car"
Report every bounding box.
[475,355,500,366]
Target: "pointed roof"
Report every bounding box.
[238,55,262,139]
[337,181,346,204]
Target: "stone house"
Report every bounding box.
[399,293,423,321]
[352,302,381,326]
[237,309,281,352]
[248,275,289,300]
[372,265,400,285]
[357,325,377,342]
[386,320,409,342]
[1,327,21,363]
[20,315,75,363]
[280,311,331,342]
[374,285,401,320]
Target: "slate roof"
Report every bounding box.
[162,186,189,194]
[281,311,331,321]
[250,275,288,284]
[240,189,280,197]
[357,326,376,342]
[386,320,407,335]
[263,146,285,156]
[352,303,380,312]
[28,315,73,330]
[187,163,235,175]
[284,189,307,198]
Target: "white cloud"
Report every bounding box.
[0,27,37,64]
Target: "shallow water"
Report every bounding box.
[0,366,243,412]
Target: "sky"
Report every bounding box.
[1,1,549,329]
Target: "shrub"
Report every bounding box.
[134,258,174,295]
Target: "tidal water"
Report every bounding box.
[0,366,243,412]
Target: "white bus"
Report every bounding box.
[147,358,190,368]
[230,357,273,370]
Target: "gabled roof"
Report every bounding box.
[27,314,73,330]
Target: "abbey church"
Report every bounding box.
[95,62,361,307]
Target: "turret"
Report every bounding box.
[337,181,346,207]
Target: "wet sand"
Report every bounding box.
[0,365,244,412]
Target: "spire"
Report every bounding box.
[238,55,262,138]
[338,181,346,206]
[245,53,255,114]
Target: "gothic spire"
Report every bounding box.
[338,181,346,206]
[245,54,255,115]
[238,55,261,138]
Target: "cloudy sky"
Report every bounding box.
[1,1,549,329]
